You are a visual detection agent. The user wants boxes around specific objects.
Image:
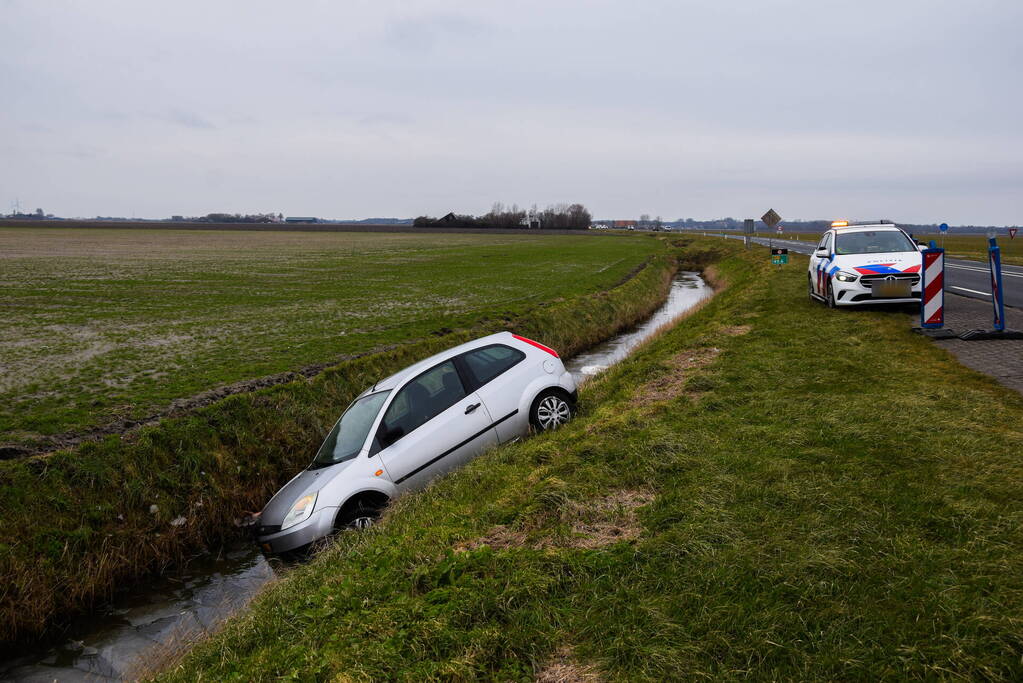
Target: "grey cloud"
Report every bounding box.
[0,0,1019,224]
[163,109,216,130]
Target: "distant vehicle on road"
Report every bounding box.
[809,221,924,307]
[254,332,578,555]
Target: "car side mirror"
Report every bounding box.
[814,248,829,257]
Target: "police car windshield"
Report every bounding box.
[834,230,915,255]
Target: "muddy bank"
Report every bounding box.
[0,350,397,460]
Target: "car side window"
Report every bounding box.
[817,235,828,252]
[823,233,833,254]
[462,344,526,387]
[378,360,466,447]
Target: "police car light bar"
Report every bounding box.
[830,220,895,228]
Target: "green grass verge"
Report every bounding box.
[725,230,1023,266]
[0,229,659,447]
[932,234,1023,266]
[0,238,687,647]
[159,239,1023,681]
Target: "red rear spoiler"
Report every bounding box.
[512,334,559,358]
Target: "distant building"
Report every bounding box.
[285,216,318,224]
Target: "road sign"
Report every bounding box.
[771,248,788,265]
[776,226,783,234]
[1010,228,1018,239]
[743,218,754,249]
[761,209,782,229]
[939,223,949,233]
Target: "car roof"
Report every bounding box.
[366,331,518,394]
[831,223,902,233]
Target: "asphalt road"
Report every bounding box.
[711,233,1023,309]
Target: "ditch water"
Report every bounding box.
[1,270,711,682]
[563,271,712,380]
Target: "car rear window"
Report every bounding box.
[462,344,526,387]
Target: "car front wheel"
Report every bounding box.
[530,390,574,432]
[826,280,837,308]
[334,499,383,531]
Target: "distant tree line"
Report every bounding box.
[414,202,592,230]
[177,212,283,223]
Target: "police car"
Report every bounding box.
[808,221,924,307]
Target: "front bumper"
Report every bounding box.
[833,281,921,307]
[254,506,337,554]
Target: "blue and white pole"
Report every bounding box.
[988,233,1006,332]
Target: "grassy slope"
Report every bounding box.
[0,229,656,443]
[0,237,679,646]
[161,239,1023,681]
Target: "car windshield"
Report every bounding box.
[311,391,390,468]
[834,230,915,255]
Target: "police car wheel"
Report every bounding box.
[807,275,815,302]
[826,281,837,308]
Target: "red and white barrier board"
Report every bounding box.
[921,248,944,328]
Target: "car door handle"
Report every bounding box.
[464,403,481,414]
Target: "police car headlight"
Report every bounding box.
[834,271,858,282]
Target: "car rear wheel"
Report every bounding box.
[530,390,574,432]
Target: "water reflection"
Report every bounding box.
[2,545,277,682]
[564,271,712,381]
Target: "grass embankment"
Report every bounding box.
[0,228,657,450]
[934,234,1023,266]
[0,237,683,648]
[161,239,1023,680]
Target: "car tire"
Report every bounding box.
[808,274,816,302]
[826,280,837,309]
[529,389,575,432]
[334,499,383,531]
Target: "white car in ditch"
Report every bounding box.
[253,332,578,555]
[808,221,924,307]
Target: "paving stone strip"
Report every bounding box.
[927,294,1023,395]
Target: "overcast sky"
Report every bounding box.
[2,0,1021,224]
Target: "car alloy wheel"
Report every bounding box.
[534,394,572,431]
[350,515,375,530]
[335,500,383,532]
[827,281,837,308]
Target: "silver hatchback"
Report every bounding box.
[254,332,577,554]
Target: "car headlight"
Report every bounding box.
[834,271,858,282]
[281,492,318,530]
